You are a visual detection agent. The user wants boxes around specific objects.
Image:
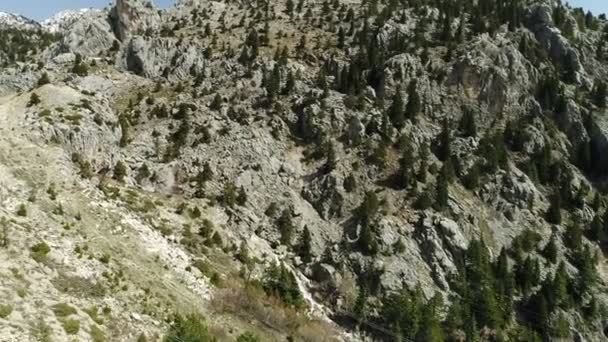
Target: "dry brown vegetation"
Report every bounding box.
[210,278,340,341]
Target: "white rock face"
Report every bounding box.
[40,8,101,33]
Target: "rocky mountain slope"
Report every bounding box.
[1,0,608,341]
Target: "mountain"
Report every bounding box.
[0,11,40,30]
[1,0,608,341]
[40,8,101,33]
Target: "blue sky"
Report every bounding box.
[0,0,174,20]
[0,0,606,21]
[568,0,608,15]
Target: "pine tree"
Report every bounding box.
[28,92,41,107]
[417,144,429,183]
[296,226,313,263]
[286,0,295,15]
[358,223,378,255]
[118,114,130,147]
[550,313,571,339]
[344,174,357,192]
[114,161,127,182]
[381,285,425,340]
[395,138,414,189]
[324,139,337,171]
[356,191,379,227]
[542,235,558,264]
[592,192,602,212]
[388,86,406,129]
[435,164,449,210]
[463,162,480,190]
[417,294,445,342]
[72,54,89,76]
[266,64,281,103]
[277,209,294,246]
[588,214,604,242]
[245,29,259,60]
[199,162,213,183]
[210,93,222,111]
[573,245,597,298]
[222,182,237,208]
[238,45,250,66]
[262,20,270,45]
[516,256,540,293]
[592,79,607,108]
[170,113,191,156]
[459,109,477,137]
[405,79,421,121]
[552,262,571,309]
[437,119,451,162]
[337,27,345,49]
[37,72,50,87]
[237,186,247,206]
[353,286,368,320]
[263,263,305,308]
[546,192,562,224]
[283,71,295,95]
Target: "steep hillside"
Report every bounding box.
[1,0,608,341]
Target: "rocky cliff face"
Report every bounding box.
[1,0,608,341]
[110,0,161,41]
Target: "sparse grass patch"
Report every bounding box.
[47,183,57,200]
[156,223,172,237]
[83,306,103,325]
[236,332,261,341]
[39,109,52,117]
[10,268,23,280]
[52,303,77,317]
[52,273,106,297]
[140,199,156,213]
[32,316,52,342]
[64,113,83,125]
[90,324,105,342]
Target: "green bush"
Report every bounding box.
[343,174,357,192]
[0,304,13,318]
[16,203,27,216]
[98,253,111,264]
[28,92,41,107]
[236,332,261,342]
[264,202,278,217]
[37,72,50,87]
[114,161,128,182]
[62,319,80,334]
[277,209,294,246]
[31,241,51,262]
[163,314,214,342]
[39,109,52,117]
